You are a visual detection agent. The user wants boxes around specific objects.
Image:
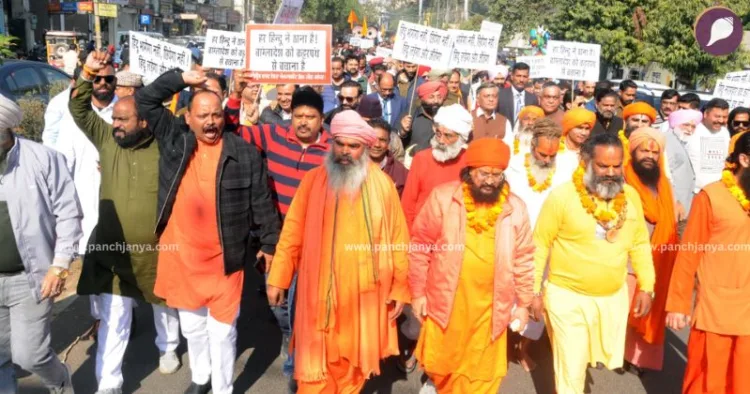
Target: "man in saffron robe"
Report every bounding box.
[666,130,750,394]
[532,133,655,394]
[409,138,534,393]
[622,127,679,375]
[267,110,410,393]
[511,105,545,156]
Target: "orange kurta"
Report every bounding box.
[666,189,750,394]
[154,139,243,324]
[267,163,410,387]
[416,212,507,394]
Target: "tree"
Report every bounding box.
[547,0,654,68]
[300,0,364,35]
[0,35,19,64]
[484,0,564,46]
[642,0,750,87]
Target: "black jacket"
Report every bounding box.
[496,86,538,127]
[259,105,292,128]
[591,114,624,137]
[135,69,281,274]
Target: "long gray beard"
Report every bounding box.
[515,125,533,150]
[430,136,465,163]
[325,150,369,194]
[530,160,554,181]
[583,161,624,200]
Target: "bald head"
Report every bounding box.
[378,72,396,99]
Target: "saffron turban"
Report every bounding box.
[433,104,473,139]
[417,81,448,100]
[562,107,596,135]
[622,102,657,123]
[488,65,509,80]
[330,110,377,146]
[0,93,22,130]
[629,127,666,153]
[668,109,703,129]
[417,65,432,77]
[368,57,384,67]
[465,138,511,170]
[518,105,545,120]
[729,130,748,156]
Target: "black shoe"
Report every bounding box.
[624,361,644,377]
[184,381,211,394]
[288,378,298,394]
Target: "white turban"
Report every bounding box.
[0,94,22,130]
[488,65,509,80]
[434,104,473,139]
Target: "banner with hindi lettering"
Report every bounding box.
[724,70,750,84]
[713,79,750,110]
[273,0,304,24]
[129,31,192,81]
[203,29,246,69]
[391,21,453,68]
[447,29,499,70]
[515,55,550,79]
[245,24,332,85]
[546,41,601,81]
[375,47,392,58]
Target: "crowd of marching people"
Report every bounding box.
[0,38,748,394]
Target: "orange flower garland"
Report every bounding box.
[513,138,520,155]
[525,153,555,192]
[463,181,510,233]
[721,169,750,215]
[572,161,628,228]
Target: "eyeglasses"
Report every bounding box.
[94,75,115,84]
[733,120,750,127]
[474,170,505,182]
[338,95,358,102]
[434,130,459,140]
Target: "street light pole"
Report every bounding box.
[94,0,102,49]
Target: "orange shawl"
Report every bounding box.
[294,163,409,381]
[624,156,679,344]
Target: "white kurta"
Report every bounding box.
[685,123,730,193]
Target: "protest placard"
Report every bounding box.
[360,39,374,49]
[129,31,192,81]
[203,29,246,69]
[448,29,499,70]
[480,21,503,40]
[375,47,393,58]
[724,70,750,84]
[273,0,304,24]
[713,79,750,110]
[245,24,331,84]
[392,21,453,68]
[546,41,601,81]
[349,36,362,47]
[515,55,549,79]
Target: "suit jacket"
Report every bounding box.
[365,92,408,130]
[496,87,538,126]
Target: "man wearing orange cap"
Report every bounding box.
[620,102,657,140]
[409,138,534,393]
[267,110,410,394]
[666,131,750,394]
[512,105,545,156]
[532,133,655,394]
[557,107,597,170]
[397,80,448,156]
[621,128,679,375]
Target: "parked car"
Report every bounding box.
[0,60,71,103]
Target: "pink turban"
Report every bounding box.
[668,109,703,129]
[330,110,377,146]
[628,127,666,153]
[417,81,448,100]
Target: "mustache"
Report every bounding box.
[334,154,353,163]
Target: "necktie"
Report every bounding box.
[383,97,391,123]
[515,92,523,122]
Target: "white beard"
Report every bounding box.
[583,161,624,200]
[325,150,369,194]
[430,136,465,163]
[514,124,533,153]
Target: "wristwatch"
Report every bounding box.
[51,267,70,280]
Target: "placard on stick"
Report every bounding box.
[129,31,192,81]
[391,21,453,69]
[245,24,332,85]
[546,41,601,81]
[203,29,246,69]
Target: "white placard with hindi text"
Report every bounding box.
[515,55,549,79]
[203,29,246,69]
[546,40,601,81]
[273,0,304,24]
[480,20,503,40]
[392,21,453,68]
[724,71,750,84]
[129,31,192,81]
[245,24,332,85]
[349,36,361,47]
[375,47,392,58]
[712,79,750,110]
[359,39,374,49]
[448,29,499,69]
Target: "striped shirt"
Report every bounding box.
[237,124,332,217]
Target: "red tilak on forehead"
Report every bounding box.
[646,139,659,152]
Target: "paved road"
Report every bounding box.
[19,271,688,394]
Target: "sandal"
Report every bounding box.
[396,353,417,374]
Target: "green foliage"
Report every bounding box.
[459,15,483,32]
[483,0,563,46]
[642,0,750,87]
[48,81,70,99]
[300,0,362,35]
[0,35,20,64]
[16,98,46,143]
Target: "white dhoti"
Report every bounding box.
[544,282,629,394]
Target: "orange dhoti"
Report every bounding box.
[683,328,750,394]
[415,219,507,394]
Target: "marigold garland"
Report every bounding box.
[463,181,510,233]
[525,153,555,192]
[721,169,750,214]
[513,138,520,155]
[572,161,628,228]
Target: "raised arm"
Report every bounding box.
[69,52,114,148]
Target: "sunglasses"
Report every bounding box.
[94,75,115,84]
[338,95,357,102]
[734,120,750,127]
